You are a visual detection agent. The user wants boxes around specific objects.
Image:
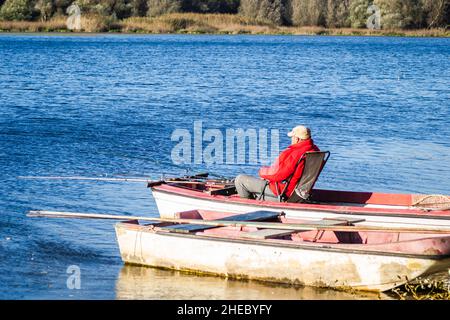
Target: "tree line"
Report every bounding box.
[0,0,448,29]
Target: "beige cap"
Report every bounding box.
[287,125,311,140]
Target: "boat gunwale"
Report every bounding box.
[115,222,450,261]
[151,184,450,220]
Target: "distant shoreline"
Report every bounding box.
[1,14,448,38]
[1,30,449,38]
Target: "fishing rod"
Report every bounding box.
[17,172,234,185]
[18,176,154,183]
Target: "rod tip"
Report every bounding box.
[27,210,40,217]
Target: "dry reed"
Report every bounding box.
[1,13,448,37]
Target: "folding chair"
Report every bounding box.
[277,151,330,203]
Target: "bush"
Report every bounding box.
[111,0,133,19]
[421,0,449,28]
[349,0,370,28]
[182,0,240,14]
[258,0,284,25]
[75,0,132,19]
[130,0,148,16]
[52,0,72,16]
[239,0,258,19]
[288,0,327,26]
[0,0,33,20]
[239,0,286,25]
[147,0,181,17]
[34,0,54,21]
[326,0,350,28]
[374,0,423,29]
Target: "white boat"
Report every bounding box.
[149,179,450,230]
[115,209,450,292]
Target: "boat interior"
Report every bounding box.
[133,209,450,255]
[158,178,450,211]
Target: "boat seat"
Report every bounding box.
[241,229,296,239]
[207,186,237,196]
[241,217,365,239]
[159,210,281,234]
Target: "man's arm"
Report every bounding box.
[259,151,297,182]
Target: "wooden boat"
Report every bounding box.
[149,175,450,230]
[115,209,450,292]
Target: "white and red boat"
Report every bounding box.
[149,176,450,230]
[115,209,450,292]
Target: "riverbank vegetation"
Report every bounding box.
[0,0,448,35]
[391,277,450,300]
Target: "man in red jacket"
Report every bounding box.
[234,125,319,201]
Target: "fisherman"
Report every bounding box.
[234,125,320,201]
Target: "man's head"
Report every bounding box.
[287,125,311,145]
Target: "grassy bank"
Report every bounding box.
[0,13,448,37]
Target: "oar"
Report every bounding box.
[27,210,450,234]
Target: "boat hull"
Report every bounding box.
[152,187,450,229]
[115,222,450,292]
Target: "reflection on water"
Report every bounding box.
[115,264,393,300]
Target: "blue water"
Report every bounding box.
[0,34,449,299]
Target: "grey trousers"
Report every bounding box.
[234,174,278,201]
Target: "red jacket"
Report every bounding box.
[259,139,319,197]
